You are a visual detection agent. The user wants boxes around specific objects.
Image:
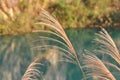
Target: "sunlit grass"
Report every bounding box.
[22,9,120,80]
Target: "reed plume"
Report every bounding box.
[22,8,84,80]
[22,9,119,80]
[82,50,115,80]
[94,28,120,64]
[93,28,120,79]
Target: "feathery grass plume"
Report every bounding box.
[22,8,85,80]
[22,46,72,80]
[22,47,60,80]
[22,58,44,80]
[93,28,120,79]
[22,9,118,80]
[36,9,86,78]
[37,8,76,56]
[94,28,120,64]
[82,50,115,80]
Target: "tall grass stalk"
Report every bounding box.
[22,8,86,80]
[22,9,119,80]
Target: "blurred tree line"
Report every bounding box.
[0,0,120,35]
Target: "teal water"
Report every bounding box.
[0,28,120,80]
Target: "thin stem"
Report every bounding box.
[75,55,86,80]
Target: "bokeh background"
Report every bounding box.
[0,0,120,80]
[0,0,120,35]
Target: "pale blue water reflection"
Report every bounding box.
[0,28,120,80]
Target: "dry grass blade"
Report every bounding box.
[94,28,120,64]
[82,50,115,80]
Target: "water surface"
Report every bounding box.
[0,28,120,80]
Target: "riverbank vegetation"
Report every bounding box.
[0,0,120,35]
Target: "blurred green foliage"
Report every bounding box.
[0,0,120,35]
[48,0,120,28]
[0,0,42,35]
